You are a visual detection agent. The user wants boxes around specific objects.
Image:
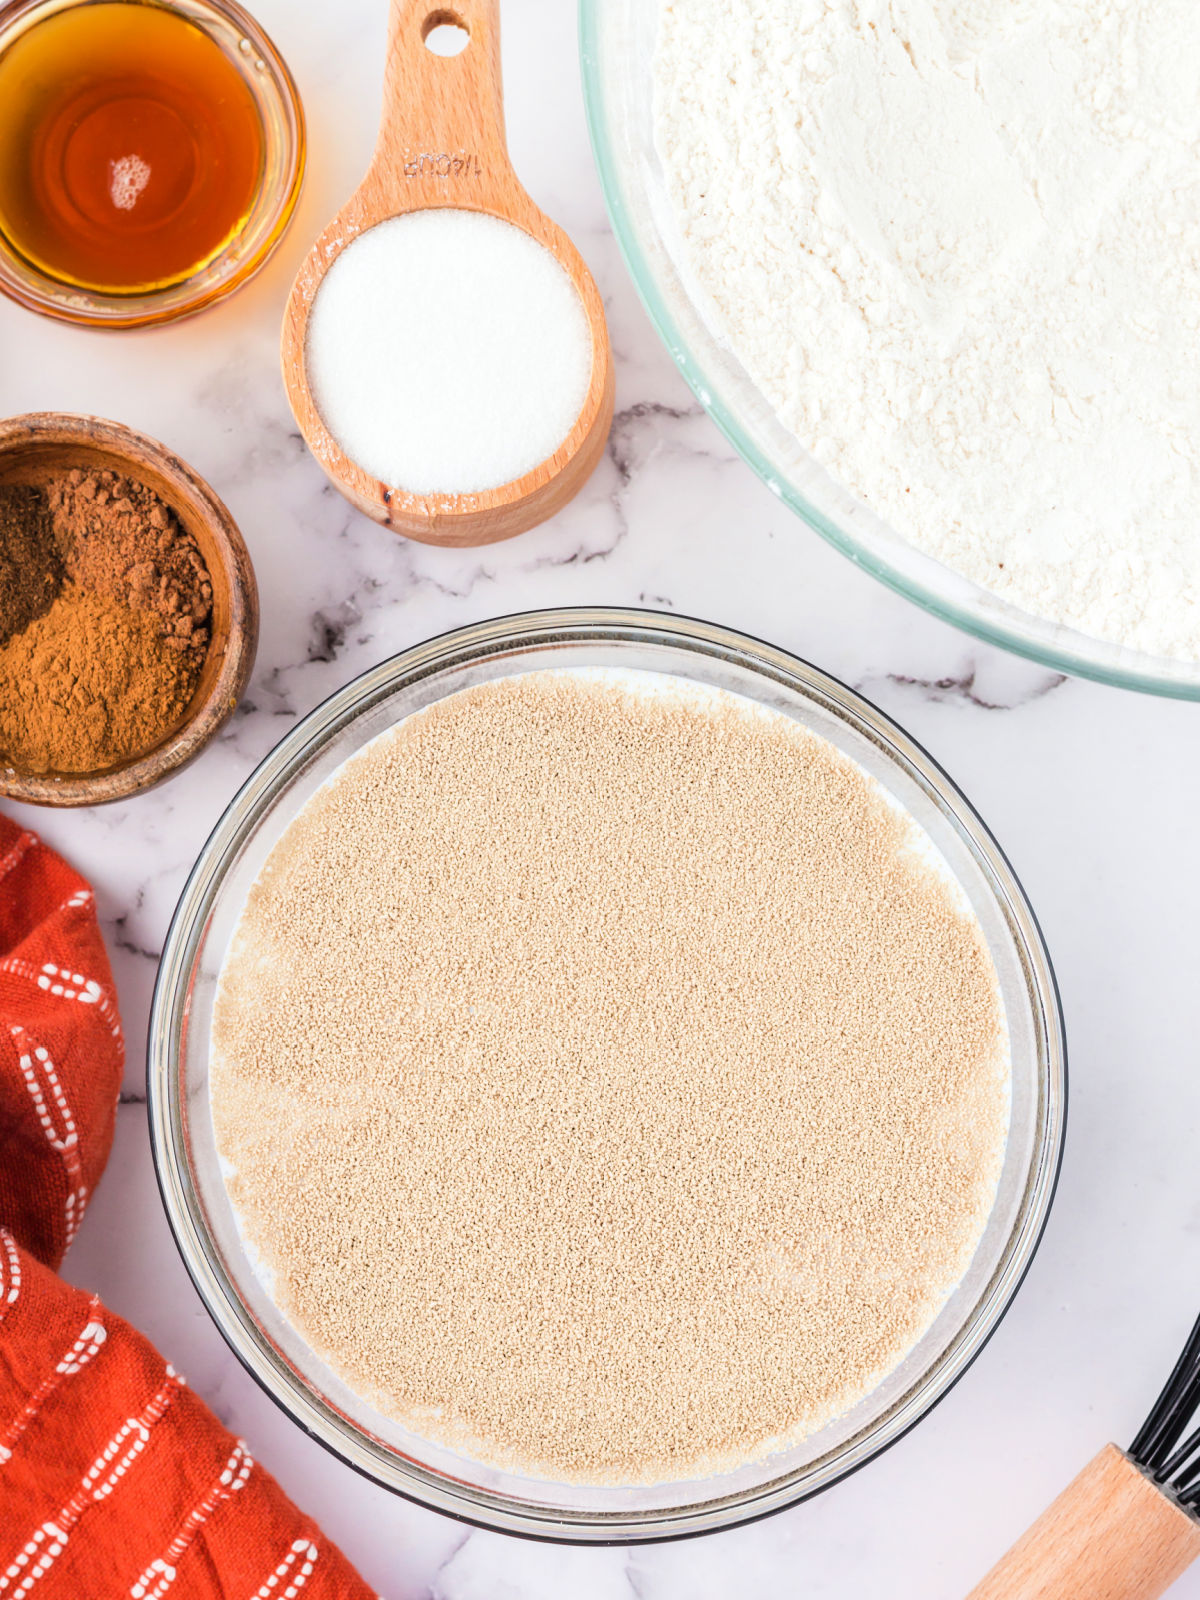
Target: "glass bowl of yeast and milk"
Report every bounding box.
[149,609,1064,1542]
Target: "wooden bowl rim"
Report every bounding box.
[0,411,259,808]
[281,195,615,547]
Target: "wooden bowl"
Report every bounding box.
[281,0,614,548]
[0,413,258,807]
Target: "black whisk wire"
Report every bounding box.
[1129,1308,1200,1509]
[1157,1421,1200,1487]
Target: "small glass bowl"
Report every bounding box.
[0,0,304,328]
[148,609,1065,1542]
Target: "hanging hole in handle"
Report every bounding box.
[423,10,470,55]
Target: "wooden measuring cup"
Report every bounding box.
[282,0,614,548]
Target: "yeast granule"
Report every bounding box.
[211,672,1008,1484]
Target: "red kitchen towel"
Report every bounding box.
[0,817,119,1271]
[0,817,376,1599]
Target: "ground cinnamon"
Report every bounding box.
[0,465,212,775]
[0,588,196,774]
[47,468,211,664]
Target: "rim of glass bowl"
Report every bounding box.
[579,0,1200,700]
[148,608,1066,1544]
[0,0,305,328]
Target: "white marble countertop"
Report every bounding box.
[4,2,1200,1595]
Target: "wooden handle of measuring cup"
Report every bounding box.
[965,1445,1200,1600]
[364,0,513,217]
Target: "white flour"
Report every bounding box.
[655,1,1200,660]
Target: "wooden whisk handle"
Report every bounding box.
[966,1444,1200,1600]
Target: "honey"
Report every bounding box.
[0,2,265,295]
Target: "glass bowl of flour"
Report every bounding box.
[149,609,1064,1540]
[582,0,1200,696]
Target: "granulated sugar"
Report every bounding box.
[656,2,1200,659]
[306,210,591,495]
[211,671,1008,1484]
